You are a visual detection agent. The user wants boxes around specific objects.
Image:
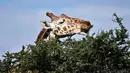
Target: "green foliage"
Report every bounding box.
[0,14,130,73]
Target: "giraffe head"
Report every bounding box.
[42,12,93,36]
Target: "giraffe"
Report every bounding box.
[36,12,93,42]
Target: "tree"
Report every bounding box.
[0,14,130,73]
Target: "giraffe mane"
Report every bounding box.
[60,14,70,19]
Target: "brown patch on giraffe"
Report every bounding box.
[71,25,74,27]
[69,30,72,32]
[57,27,60,30]
[74,19,78,23]
[63,26,67,31]
[68,26,70,28]
[70,19,73,23]
[55,30,58,33]
[60,31,63,34]
[60,30,64,33]
[66,31,68,33]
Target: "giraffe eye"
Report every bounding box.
[59,19,65,24]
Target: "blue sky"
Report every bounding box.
[0,0,130,59]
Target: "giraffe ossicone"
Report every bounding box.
[36,12,93,42]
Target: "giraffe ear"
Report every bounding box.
[60,14,70,19]
[40,20,52,28]
[46,12,58,21]
[40,20,46,27]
